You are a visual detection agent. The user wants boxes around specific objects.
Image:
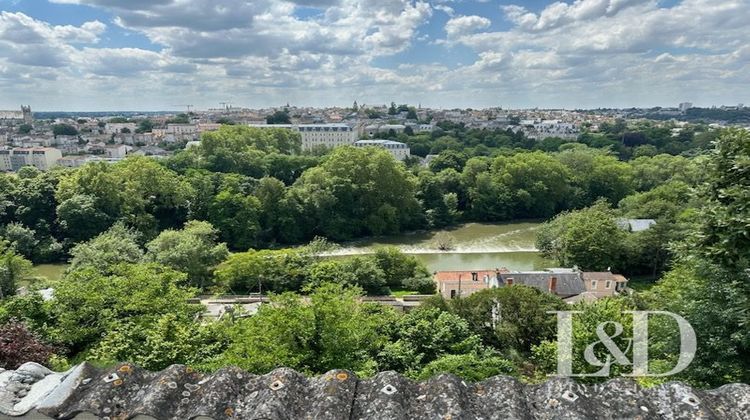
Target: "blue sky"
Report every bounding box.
[0,0,747,110]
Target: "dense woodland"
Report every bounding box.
[0,123,747,388]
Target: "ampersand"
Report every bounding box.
[584,321,632,368]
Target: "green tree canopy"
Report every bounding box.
[145,221,229,290]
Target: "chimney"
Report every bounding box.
[548,276,557,294]
[506,277,513,286]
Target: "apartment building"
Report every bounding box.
[354,139,410,161]
[249,123,357,151]
[0,147,62,171]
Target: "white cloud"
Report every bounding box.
[445,15,491,38]
[1,1,749,109]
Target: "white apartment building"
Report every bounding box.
[105,122,137,134]
[0,147,62,171]
[363,124,406,137]
[354,139,410,161]
[248,123,357,151]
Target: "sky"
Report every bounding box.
[0,0,747,111]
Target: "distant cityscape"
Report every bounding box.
[0,102,748,172]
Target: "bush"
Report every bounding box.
[0,319,56,369]
[417,353,515,382]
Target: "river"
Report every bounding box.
[31,222,553,280]
[322,222,553,272]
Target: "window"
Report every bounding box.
[450,290,456,299]
[605,280,611,289]
[471,272,478,282]
[591,280,598,289]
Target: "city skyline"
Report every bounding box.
[0,0,748,110]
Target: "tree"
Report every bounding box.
[145,221,229,290]
[208,190,261,250]
[0,320,56,369]
[531,298,637,380]
[388,102,398,115]
[378,307,484,375]
[372,246,431,289]
[307,256,389,295]
[214,248,312,294]
[536,201,627,271]
[56,193,112,243]
[90,313,226,371]
[68,223,143,273]
[428,150,467,172]
[137,119,154,133]
[214,283,394,375]
[644,262,750,387]
[266,110,291,124]
[52,124,78,136]
[18,123,32,134]
[57,157,192,238]
[291,146,422,240]
[1,222,38,259]
[0,241,32,299]
[52,263,201,354]
[556,148,634,208]
[491,152,571,218]
[694,128,750,270]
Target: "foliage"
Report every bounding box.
[52,263,200,354]
[0,319,56,369]
[68,223,143,273]
[52,124,78,136]
[416,353,515,382]
[291,146,422,240]
[372,246,431,289]
[266,110,291,124]
[644,262,750,387]
[213,283,393,376]
[145,221,229,290]
[307,256,388,295]
[536,201,627,271]
[694,128,750,270]
[90,313,227,371]
[448,286,565,354]
[215,248,312,294]
[0,241,32,298]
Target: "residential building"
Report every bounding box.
[581,272,628,298]
[104,122,137,134]
[248,123,357,151]
[617,219,656,232]
[354,139,410,160]
[363,124,406,137]
[0,147,62,171]
[105,144,131,159]
[434,268,627,302]
[434,269,509,299]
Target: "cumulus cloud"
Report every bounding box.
[445,15,491,38]
[1,1,749,109]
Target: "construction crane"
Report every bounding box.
[171,104,194,113]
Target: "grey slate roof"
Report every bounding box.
[2,362,749,419]
[499,272,586,297]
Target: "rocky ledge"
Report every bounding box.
[0,362,748,419]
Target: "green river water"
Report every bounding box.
[32,222,553,279]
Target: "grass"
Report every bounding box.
[390,289,419,297]
[627,275,659,292]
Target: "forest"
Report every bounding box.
[0,123,747,388]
